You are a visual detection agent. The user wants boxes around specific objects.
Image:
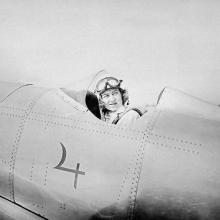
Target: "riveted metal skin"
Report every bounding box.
[0,83,220,220]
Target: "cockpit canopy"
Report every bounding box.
[61,70,123,119]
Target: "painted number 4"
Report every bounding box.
[54,142,85,189]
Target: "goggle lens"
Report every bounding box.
[96,77,121,92]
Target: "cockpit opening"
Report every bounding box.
[61,70,149,125]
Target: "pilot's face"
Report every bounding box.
[101,88,123,112]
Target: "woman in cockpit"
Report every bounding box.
[94,76,142,125]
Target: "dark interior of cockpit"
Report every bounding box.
[86,91,101,119]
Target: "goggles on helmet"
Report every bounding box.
[95,77,122,94]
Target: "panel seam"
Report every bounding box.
[127,111,161,220]
[8,89,50,202]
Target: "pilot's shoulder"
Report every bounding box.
[117,108,140,125]
[131,104,156,115]
[126,108,142,117]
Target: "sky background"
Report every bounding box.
[0,0,219,105]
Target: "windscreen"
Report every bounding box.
[61,70,148,120]
[61,70,112,119]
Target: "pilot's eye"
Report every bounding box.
[112,91,119,96]
[102,94,109,99]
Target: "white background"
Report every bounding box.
[0,0,219,105]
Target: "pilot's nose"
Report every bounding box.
[109,94,115,102]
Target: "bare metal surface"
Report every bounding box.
[0,82,220,219]
[0,196,45,220]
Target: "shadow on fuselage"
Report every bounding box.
[89,194,220,220]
